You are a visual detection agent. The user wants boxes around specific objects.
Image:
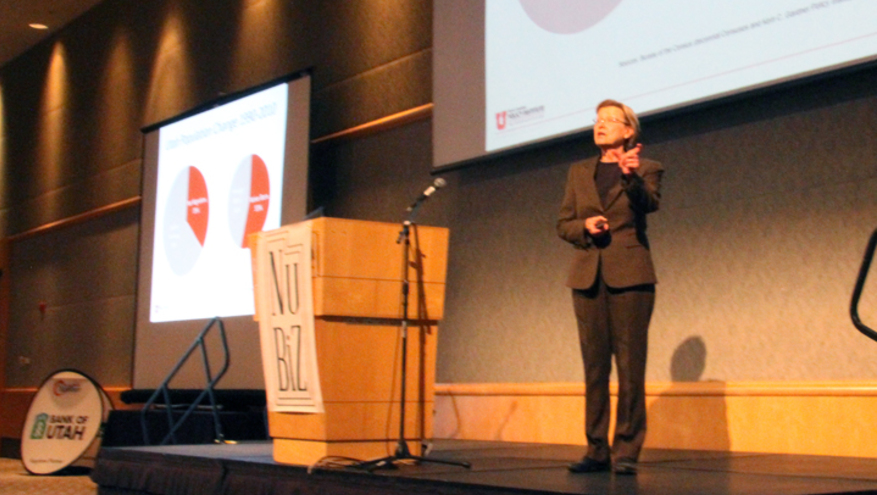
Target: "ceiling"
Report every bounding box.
[0,0,106,69]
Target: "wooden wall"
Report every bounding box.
[434,381,877,458]
[0,0,432,455]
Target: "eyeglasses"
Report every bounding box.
[593,118,629,126]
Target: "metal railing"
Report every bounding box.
[851,228,877,342]
[140,317,230,445]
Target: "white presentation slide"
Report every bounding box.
[486,0,877,152]
[150,83,288,322]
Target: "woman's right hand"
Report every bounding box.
[585,216,609,236]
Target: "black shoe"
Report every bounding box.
[568,457,611,473]
[613,460,637,475]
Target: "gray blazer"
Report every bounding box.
[557,156,663,289]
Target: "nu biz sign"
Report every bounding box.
[252,222,323,413]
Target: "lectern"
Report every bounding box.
[255,217,449,465]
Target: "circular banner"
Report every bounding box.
[21,369,112,474]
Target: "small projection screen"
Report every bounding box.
[133,72,311,389]
[433,0,877,169]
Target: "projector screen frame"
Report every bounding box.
[132,69,313,390]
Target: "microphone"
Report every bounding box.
[407,178,447,211]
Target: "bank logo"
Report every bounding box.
[30,413,48,439]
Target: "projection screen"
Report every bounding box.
[133,72,311,389]
[434,0,877,169]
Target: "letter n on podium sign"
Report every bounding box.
[252,223,323,413]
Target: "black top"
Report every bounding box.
[595,161,621,208]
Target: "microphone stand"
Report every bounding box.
[351,197,470,472]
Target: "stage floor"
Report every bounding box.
[91,439,877,495]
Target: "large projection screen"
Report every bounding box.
[434,0,877,169]
[133,73,311,390]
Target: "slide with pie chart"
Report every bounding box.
[150,83,288,323]
[485,0,877,153]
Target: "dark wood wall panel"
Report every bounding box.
[6,206,138,386]
[0,0,432,235]
[0,0,435,390]
[312,49,431,138]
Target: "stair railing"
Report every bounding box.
[851,228,877,342]
[140,317,230,445]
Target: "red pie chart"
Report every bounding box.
[229,154,271,248]
[163,166,210,275]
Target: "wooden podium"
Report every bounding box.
[266,217,449,465]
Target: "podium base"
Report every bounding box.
[273,438,423,466]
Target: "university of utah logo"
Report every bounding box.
[496,111,507,130]
[53,379,80,396]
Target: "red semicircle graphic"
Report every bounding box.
[186,166,209,246]
[241,154,270,247]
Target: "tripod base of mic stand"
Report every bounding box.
[349,442,471,472]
